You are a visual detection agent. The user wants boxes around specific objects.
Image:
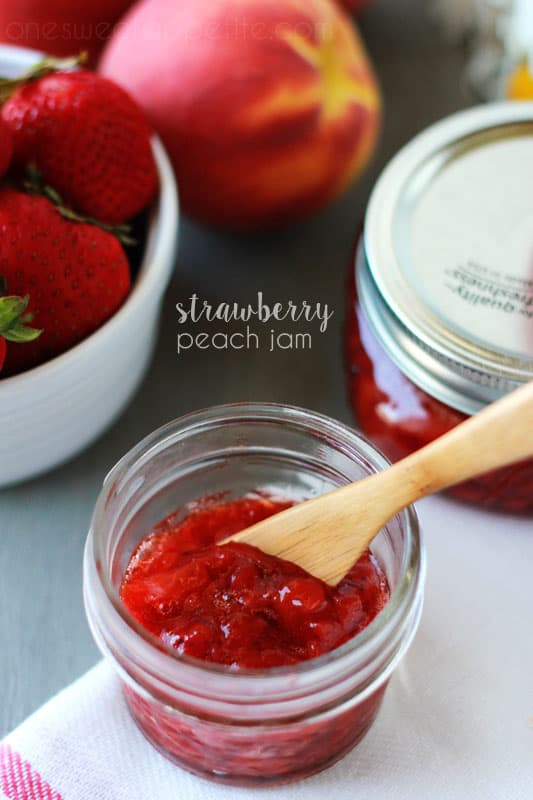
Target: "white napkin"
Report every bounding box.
[2,495,533,800]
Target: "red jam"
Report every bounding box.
[121,493,390,669]
[118,492,392,784]
[345,267,533,513]
[123,679,387,785]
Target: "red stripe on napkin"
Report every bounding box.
[0,745,62,800]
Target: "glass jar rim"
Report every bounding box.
[86,402,424,692]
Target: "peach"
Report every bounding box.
[337,0,373,12]
[507,58,533,100]
[0,0,134,64]
[101,0,381,231]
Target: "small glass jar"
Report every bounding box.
[345,103,533,514]
[84,403,424,787]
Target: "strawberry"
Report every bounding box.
[0,1,135,65]
[1,60,158,225]
[0,278,42,374]
[0,189,131,375]
[0,116,12,179]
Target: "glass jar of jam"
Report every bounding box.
[84,403,424,786]
[346,103,533,513]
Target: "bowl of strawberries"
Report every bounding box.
[0,45,178,487]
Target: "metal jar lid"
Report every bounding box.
[358,102,533,416]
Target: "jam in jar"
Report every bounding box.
[84,404,424,785]
[345,104,533,513]
[120,493,390,669]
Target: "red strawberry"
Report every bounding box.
[0,189,131,375]
[0,116,12,179]
[0,280,42,374]
[0,1,135,65]
[1,63,158,225]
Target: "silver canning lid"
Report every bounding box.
[359,102,533,416]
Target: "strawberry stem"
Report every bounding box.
[25,164,136,246]
[0,52,88,104]
[0,280,42,344]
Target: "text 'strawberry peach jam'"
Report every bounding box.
[84,404,424,786]
[346,103,533,513]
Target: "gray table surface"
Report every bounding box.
[0,0,469,738]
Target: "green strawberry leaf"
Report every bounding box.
[0,295,29,333]
[0,53,87,105]
[0,294,42,343]
[2,321,43,344]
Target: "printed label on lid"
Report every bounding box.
[403,132,533,359]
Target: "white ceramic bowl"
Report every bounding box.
[0,45,178,487]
